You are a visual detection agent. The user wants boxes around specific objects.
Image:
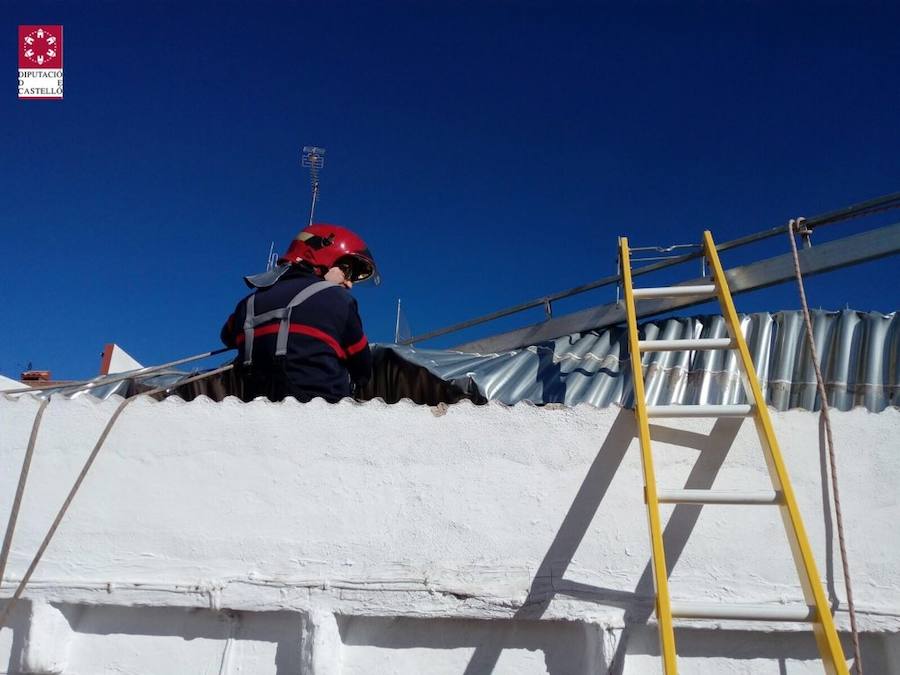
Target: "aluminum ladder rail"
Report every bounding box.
[618,231,849,675]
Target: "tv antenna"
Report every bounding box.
[301,146,326,227]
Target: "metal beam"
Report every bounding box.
[452,221,900,354]
[402,191,900,347]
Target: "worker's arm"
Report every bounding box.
[342,298,373,387]
[221,292,253,349]
[220,313,237,348]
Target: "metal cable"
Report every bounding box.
[0,363,234,630]
[788,218,863,674]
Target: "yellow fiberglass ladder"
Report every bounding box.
[618,230,849,675]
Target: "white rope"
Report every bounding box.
[0,363,234,630]
[0,399,49,588]
[788,218,862,674]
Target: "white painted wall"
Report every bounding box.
[0,395,896,674]
[0,376,25,393]
[99,343,143,374]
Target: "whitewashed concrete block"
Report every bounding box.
[20,601,72,675]
[301,609,342,675]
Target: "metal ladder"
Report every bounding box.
[618,230,849,675]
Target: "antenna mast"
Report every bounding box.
[301,146,326,227]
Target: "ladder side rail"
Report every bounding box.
[619,237,679,674]
[702,230,849,675]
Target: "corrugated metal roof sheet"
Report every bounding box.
[15,310,897,412]
[368,310,897,412]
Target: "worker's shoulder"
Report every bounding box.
[277,275,356,306]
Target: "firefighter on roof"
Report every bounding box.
[221,224,377,402]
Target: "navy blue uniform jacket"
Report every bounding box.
[221,267,372,402]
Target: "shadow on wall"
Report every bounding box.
[49,605,302,674]
[623,625,888,673]
[2,599,30,675]
[327,408,750,674]
[458,407,745,674]
[339,615,599,674]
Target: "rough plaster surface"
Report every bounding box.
[0,395,897,674]
[20,601,70,674]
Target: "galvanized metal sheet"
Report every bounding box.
[381,310,898,412]
[19,310,897,412]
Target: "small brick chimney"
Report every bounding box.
[21,370,52,382]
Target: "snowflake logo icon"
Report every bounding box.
[22,27,60,67]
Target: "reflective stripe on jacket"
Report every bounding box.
[221,267,372,402]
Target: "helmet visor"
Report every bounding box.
[336,254,379,284]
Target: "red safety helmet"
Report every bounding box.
[280,223,380,284]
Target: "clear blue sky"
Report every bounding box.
[2,1,898,379]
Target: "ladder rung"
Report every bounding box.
[671,601,815,622]
[657,489,781,505]
[632,284,717,299]
[646,404,754,418]
[638,338,734,352]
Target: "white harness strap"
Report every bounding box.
[242,280,337,366]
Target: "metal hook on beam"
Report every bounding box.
[790,217,813,249]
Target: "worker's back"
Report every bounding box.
[221,266,372,402]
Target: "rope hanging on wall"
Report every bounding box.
[788,218,863,675]
[0,362,234,630]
